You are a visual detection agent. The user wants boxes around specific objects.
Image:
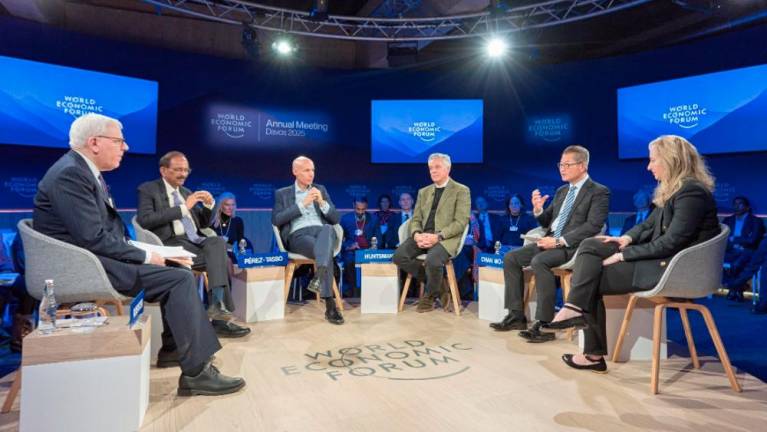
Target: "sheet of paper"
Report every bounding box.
[129,240,197,258]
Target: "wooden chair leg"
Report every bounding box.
[561,273,575,341]
[678,306,700,369]
[1,370,21,413]
[523,274,536,319]
[650,303,666,395]
[445,261,461,317]
[693,304,742,393]
[284,262,296,303]
[611,295,639,363]
[398,275,413,312]
[331,278,344,311]
[96,299,125,316]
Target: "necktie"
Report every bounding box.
[172,190,203,244]
[554,186,578,238]
[404,212,410,222]
[97,174,113,205]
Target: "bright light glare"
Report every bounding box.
[486,37,509,58]
[272,39,295,56]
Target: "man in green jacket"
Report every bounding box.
[393,153,471,312]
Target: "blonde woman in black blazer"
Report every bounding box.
[545,135,720,373]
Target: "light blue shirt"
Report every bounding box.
[734,214,746,237]
[290,181,331,234]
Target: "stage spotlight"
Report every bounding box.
[485,37,509,58]
[271,38,296,56]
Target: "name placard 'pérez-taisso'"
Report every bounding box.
[236,252,288,269]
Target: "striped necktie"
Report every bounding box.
[172,190,203,244]
[554,185,578,238]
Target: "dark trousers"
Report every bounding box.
[565,238,646,356]
[133,265,221,373]
[342,251,358,296]
[502,243,573,322]
[725,239,767,290]
[393,238,450,296]
[287,225,337,298]
[166,235,234,311]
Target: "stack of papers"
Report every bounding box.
[129,240,196,259]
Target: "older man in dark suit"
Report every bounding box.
[272,156,343,324]
[490,145,610,343]
[137,151,250,339]
[33,113,244,396]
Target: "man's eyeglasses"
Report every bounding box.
[168,167,192,174]
[95,135,127,146]
[557,161,582,169]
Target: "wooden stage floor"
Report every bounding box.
[2,302,766,431]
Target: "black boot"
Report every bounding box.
[324,297,344,325]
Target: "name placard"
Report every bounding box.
[129,289,145,327]
[477,253,504,269]
[236,252,288,268]
[355,249,395,264]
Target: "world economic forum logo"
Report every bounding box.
[55,96,104,118]
[408,121,442,142]
[210,113,253,139]
[662,103,708,129]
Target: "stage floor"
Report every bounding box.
[2,301,766,431]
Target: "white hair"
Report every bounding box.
[428,153,452,168]
[292,155,313,170]
[69,113,122,149]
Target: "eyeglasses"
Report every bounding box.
[168,167,192,174]
[557,161,582,169]
[95,135,127,146]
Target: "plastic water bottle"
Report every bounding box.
[370,237,378,250]
[38,279,57,333]
[238,239,247,255]
[494,241,501,255]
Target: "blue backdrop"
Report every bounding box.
[1,16,767,215]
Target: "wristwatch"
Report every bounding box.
[437,232,445,241]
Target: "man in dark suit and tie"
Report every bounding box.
[137,151,250,340]
[272,156,344,324]
[722,196,765,301]
[490,145,610,343]
[388,192,415,247]
[33,113,244,396]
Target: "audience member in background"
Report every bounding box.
[500,193,538,248]
[340,196,377,296]
[472,196,503,253]
[211,192,250,255]
[137,151,250,339]
[393,153,471,312]
[723,237,767,307]
[546,135,719,373]
[390,192,415,246]
[621,189,654,235]
[374,194,398,249]
[723,196,765,301]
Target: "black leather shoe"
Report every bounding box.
[178,363,246,396]
[542,306,588,331]
[307,268,326,295]
[562,354,607,374]
[325,308,345,325]
[519,321,556,343]
[212,320,251,338]
[489,313,527,331]
[157,348,180,368]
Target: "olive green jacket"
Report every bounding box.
[409,178,471,257]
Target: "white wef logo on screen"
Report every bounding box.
[55,96,104,118]
[211,113,252,139]
[408,121,441,142]
[662,103,708,129]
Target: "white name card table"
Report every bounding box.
[232,266,286,322]
[578,295,667,361]
[20,315,151,432]
[477,266,508,322]
[359,263,399,314]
